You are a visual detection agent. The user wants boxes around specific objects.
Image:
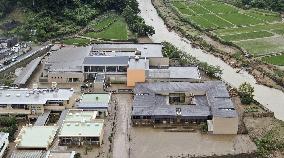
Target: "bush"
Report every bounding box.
[238,82,254,104]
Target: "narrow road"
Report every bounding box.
[112,94,132,158]
[138,0,284,120]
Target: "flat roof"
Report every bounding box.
[64,110,97,122]
[15,126,58,149]
[128,58,149,69]
[59,122,103,137]
[47,46,91,72]
[0,132,8,144]
[44,151,75,158]
[147,67,201,80]
[81,93,110,103]
[83,56,129,66]
[0,88,74,105]
[91,43,163,58]
[76,93,111,109]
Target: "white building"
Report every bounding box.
[0,132,9,158]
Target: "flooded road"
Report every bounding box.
[138,0,284,121]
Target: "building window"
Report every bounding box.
[106,66,117,72]
[117,66,127,72]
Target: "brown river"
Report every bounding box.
[138,0,284,121]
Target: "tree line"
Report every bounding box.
[226,0,284,12]
[1,0,154,41]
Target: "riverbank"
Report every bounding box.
[138,0,284,120]
[151,0,284,92]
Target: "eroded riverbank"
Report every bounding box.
[137,0,284,120]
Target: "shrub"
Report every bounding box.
[238,82,254,104]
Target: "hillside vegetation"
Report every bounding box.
[0,0,154,42]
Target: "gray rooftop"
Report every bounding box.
[13,57,42,86]
[132,81,237,118]
[83,56,129,66]
[0,88,74,105]
[46,46,91,72]
[147,67,201,80]
[91,43,163,58]
[128,58,149,69]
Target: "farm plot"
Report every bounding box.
[214,23,284,36]
[170,0,279,30]
[170,0,284,57]
[220,31,274,42]
[218,13,263,26]
[262,55,284,66]
[235,36,284,56]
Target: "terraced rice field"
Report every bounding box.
[171,0,284,57]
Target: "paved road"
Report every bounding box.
[138,0,284,120]
[0,45,50,72]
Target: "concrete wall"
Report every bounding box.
[127,69,146,87]
[47,72,84,83]
[213,116,238,134]
[149,57,169,67]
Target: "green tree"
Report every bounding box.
[238,82,254,104]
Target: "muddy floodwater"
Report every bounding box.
[137,0,284,121]
[130,128,256,158]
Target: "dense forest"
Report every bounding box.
[0,0,154,41]
[226,0,284,12]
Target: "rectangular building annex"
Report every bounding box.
[132,81,238,134]
[75,93,111,117]
[58,110,104,146]
[0,88,74,115]
[15,126,58,150]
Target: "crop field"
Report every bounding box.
[171,0,284,58]
[262,55,284,66]
[84,14,128,40]
[235,36,284,56]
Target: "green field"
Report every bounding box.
[84,14,128,40]
[85,17,128,40]
[235,36,284,56]
[62,38,90,46]
[220,31,274,41]
[262,55,284,66]
[171,0,284,58]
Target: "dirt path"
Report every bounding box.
[112,94,132,158]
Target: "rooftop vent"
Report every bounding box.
[134,56,139,61]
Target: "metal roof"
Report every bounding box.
[0,88,74,105]
[132,81,237,118]
[91,43,163,58]
[147,67,201,80]
[46,46,91,72]
[83,56,129,66]
[15,126,58,149]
